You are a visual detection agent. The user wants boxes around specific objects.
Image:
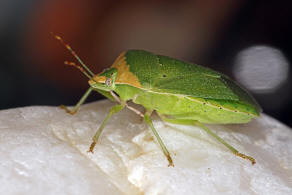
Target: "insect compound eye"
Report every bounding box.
[162,74,167,78]
[105,78,112,86]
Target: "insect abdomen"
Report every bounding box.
[115,84,257,124]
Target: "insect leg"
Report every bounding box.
[125,105,144,118]
[88,104,125,153]
[60,87,93,115]
[144,111,174,167]
[159,114,255,165]
[193,121,256,165]
[109,91,144,118]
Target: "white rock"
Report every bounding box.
[0,100,291,195]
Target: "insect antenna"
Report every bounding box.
[52,33,95,77]
[64,61,92,79]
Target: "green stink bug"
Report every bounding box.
[55,35,261,166]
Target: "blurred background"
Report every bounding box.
[0,0,291,127]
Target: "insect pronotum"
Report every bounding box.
[54,34,261,166]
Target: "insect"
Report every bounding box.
[54,35,261,167]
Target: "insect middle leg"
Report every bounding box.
[159,115,256,165]
[144,111,174,167]
[60,87,93,115]
[88,104,125,153]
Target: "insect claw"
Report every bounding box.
[235,152,256,165]
[88,141,96,153]
[167,155,174,167]
[59,105,76,115]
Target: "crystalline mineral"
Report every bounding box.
[0,100,291,195]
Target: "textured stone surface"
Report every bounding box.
[0,100,291,195]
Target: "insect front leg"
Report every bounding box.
[60,87,93,115]
[88,104,125,153]
[144,111,174,167]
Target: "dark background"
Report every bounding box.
[0,0,291,127]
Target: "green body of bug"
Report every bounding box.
[55,35,261,166]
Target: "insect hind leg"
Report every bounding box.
[193,121,256,165]
[159,114,256,165]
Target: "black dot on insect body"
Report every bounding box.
[162,74,167,78]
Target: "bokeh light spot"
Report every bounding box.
[233,45,289,93]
